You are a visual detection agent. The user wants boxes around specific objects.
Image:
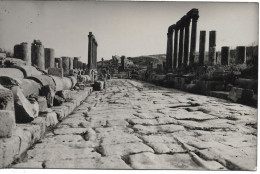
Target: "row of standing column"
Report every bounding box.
[166,9,199,72]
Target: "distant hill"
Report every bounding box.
[127,54,166,68]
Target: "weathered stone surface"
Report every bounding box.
[54,127,87,135]
[12,86,39,123]
[133,124,185,134]
[101,132,141,145]
[101,142,154,157]
[171,111,216,121]
[37,96,48,112]
[0,110,16,138]
[40,112,58,127]
[0,85,14,111]
[56,90,72,101]
[48,67,63,78]
[0,68,25,79]
[40,85,55,107]
[129,152,202,169]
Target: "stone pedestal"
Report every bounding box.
[221,46,230,65]
[31,40,45,70]
[44,48,55,69]
[236,46,246,64]
[199,31,206,65]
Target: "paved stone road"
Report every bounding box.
[13,79,257,170]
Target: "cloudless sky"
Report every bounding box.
[0,1,258,63]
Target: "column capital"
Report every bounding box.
[168,24,175,34]
[187,8,199,22]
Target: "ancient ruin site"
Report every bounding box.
[0,1,258,171]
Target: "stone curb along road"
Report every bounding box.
[9,79,257,170]
[0,87,93,168]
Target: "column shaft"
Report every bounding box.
[173,29,179,69]
[178,27,184,68]
[189,17,199,66]
[199,31,206,65]
[183,21,190,67]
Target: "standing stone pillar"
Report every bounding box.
[173,28,179,69]
[62,57,71,76]
[121,56,126,71]
[166,33,170,71]
[88,32,94,70]
[31,40,45,70]
[183,16,190,67]
[73,57,79,69]
[178,23,184,69]
[208,31,217,65]
[44,48,55,69]
[188,9,199,66]
[221,46,230,65]
[14,42,30,65]
[77,61,82,70]
[236,46,246,64]
[199,31,206,65]
[167,25,174,72]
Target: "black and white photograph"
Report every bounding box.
[0,0,258,171]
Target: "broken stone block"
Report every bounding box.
[0,110,16,138]
[41,111,58,127]
[12,86,39,123]
[39,85,55,107]
[93,81,104,91]
[50,76,64,92]
[78,83,85,90]
[56,90,72,102]
[0,85,14,111]
[48,67,63,78]
[37,96,48,113]
[62,77,73,90]
[68,76,77,88]
[228,87,254,102]
[53,95,65,106]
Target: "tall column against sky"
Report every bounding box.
[177,21,184,69]
[167,25,174,72]
[166,32,170,71]
[183,15,190,67]
[188,9,199,66]
[88,32,94,70]
[208,30,217,65]
[14,42,30,65]
[236,46,246,64]
[31,40,45,70]
[173,26,179,69]
[199,31,206,65]
[44,48,55,69]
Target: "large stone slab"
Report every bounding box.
[133,124,185,134]
[101,142,154,157]
[129,152,202,169]
[101,132,142,145]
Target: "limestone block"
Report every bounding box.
[27,75,56,91]
[41,112,58,127]
[0,85,14,111]
[56,90,72,101]
[12,86,39,123]
[37,96,48,113]
[0,110,16,138]
[51,106,69,120]
[48,67,63,78]
[228,87,254,102]
[39,85,55,108]
[93,81,104,91]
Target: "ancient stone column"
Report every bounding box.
[208,31,217,65]
[73,57,79,69]
[121,56,126,71]
[188,9,199,66]
[88,32,94,70]
[44,48,55,69]
[178,22,184,69]
[166,33,170,71]
[236,46,246,64]
[221,46,230,65]
[62,57,71,76]
[77,61,82,70]
[166,25,174,72]
[199,31,206,65]
[173,28,179,69]
[101,58,104,67]
[83,63,87,70]
[183,16,190,67]
[14,42,30,65]
[31,40,45,70]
